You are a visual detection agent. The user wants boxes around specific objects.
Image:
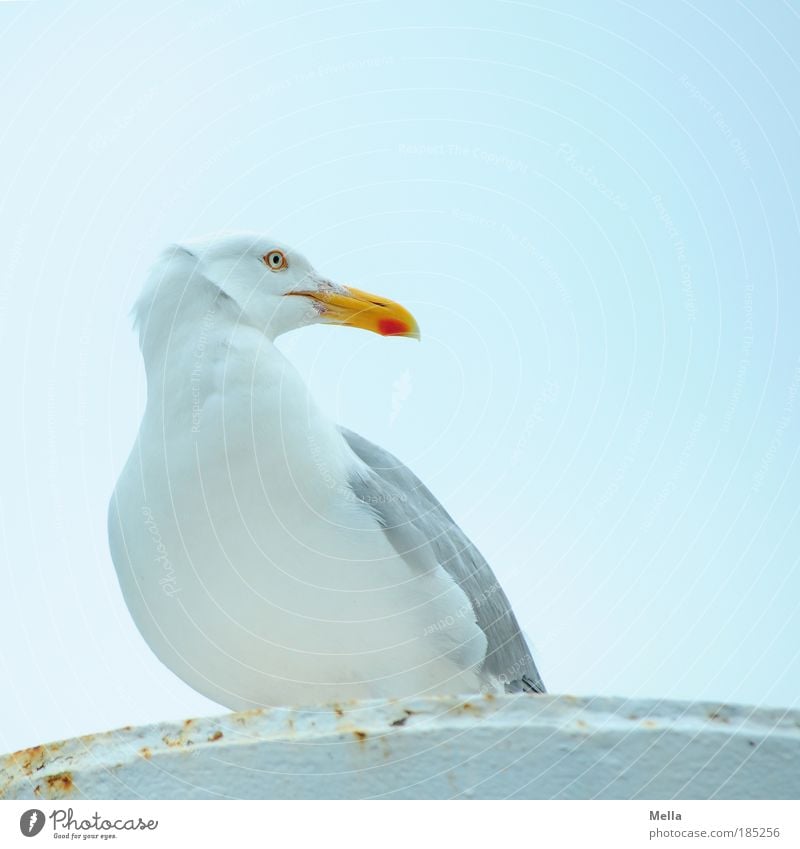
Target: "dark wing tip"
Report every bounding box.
[505,673,546,695]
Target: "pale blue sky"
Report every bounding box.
[1,0,798,751]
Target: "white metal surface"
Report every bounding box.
[2,694,797,799]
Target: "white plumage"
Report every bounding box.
[109,233,543,709]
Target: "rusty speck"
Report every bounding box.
[6,744,47,776]
[709,709,731,723]
[45,772,74,795]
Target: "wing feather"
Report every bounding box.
[341,427,545,694]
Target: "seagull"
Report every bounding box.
[109,232,545,710]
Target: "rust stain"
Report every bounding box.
[334,706,344,717]
[390,707,417,726]
[140,747,152,760]
[4,745,47,776]
[484,692,496,701]
[231,707,268,724]
[641,719,658,729]
[160,722,204,749]
[2,738,73,780]
[353,730,368,743]
[709,709,730,724]
[208,731,223,742]
[161,734,187,749]
[45,772,74,795]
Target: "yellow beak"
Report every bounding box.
[290,285,420,339]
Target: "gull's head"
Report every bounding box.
[136,232,420,347]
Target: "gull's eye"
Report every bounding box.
[263,250,288,271]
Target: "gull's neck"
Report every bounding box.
[134,249,291,416]
[136,248,231,380]
[131,248,357,512]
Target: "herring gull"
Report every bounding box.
[109,232,544,709]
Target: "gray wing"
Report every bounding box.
[340,427,545,694]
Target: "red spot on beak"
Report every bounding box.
[377,317,409,336]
